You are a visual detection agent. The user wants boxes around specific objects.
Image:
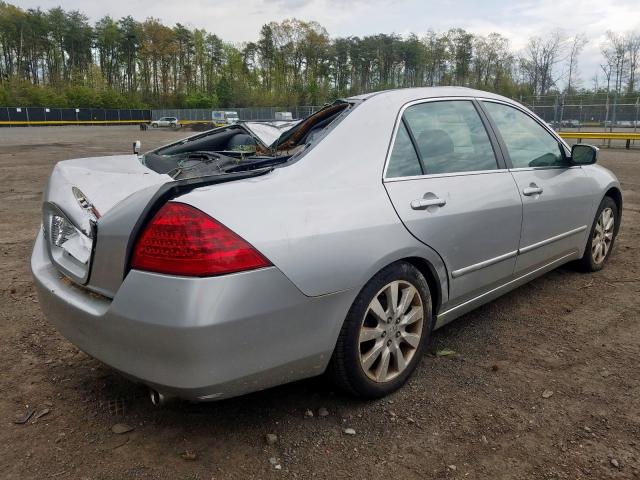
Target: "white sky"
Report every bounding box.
[16,0,640,89]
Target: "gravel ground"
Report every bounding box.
[0,126,639,480]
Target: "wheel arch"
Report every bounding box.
[399,256,443,316]
[604,186,623,231]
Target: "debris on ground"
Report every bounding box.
[33,408,51,421]
[181,451,197,461]
[304,409,314,418]
[13,406,35,424]
[343,428,356,435]
[435,349,456,357]
[542,390,554,399]
[265,433,278,445]
[111,423,134,434]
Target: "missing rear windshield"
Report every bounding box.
[142,101,354,180]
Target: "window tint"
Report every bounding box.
[386,122,423,178]
[483,101,567,168]
[402,100,497,174]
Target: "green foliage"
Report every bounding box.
[0,2,636,109]
[184,91,218,108]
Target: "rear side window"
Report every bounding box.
[482,101,567,168]
[386,122,423,178]
[403,100,498,174]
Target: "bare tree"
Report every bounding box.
[626,33,640,92]
[601,31,628,93]
[600,63,612,92]
[565,33,588,93]
[520,31,564,96]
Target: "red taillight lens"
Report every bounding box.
[131,202,270,276]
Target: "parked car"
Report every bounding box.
[150,116,180,128]
[560,119,581,128]
[32,87,622,403]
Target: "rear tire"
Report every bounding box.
[328,261,434,398]
[577,196,618,272]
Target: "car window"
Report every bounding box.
[402,100,497,174]
[386,122,423,178]
[482,101,568,168]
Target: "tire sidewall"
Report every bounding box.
[584,196,618,271]
[339,262,433,398]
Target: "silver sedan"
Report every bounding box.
[32,87,622,403]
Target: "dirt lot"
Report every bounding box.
[0,126,639,480]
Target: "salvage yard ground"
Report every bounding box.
[0,126,639,479]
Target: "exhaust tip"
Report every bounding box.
[149,389,166,407]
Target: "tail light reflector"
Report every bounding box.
[131,202,270,276]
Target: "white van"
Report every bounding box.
[212,111,240,125]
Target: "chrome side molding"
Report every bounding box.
[518,225,587,255]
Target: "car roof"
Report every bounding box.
[347,86,512,103]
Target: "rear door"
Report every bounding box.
[384,99,523,303]
[480,100,593,273]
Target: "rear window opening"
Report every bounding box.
[141,101,353,180]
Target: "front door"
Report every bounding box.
[384,99,523,303]
[480,100,594,273]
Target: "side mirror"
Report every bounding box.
[133,140,141,155]
[571,144,598,165]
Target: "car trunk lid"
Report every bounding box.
[42,154,172,289]
[42,154,275,298]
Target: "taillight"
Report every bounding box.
[131,202,271,276]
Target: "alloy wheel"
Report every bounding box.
[592,207,615,265]
[358,280,424,382]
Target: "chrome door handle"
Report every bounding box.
[523,186,543,196]
[410,197,446,210]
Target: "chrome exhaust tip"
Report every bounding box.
[149,389,167,406]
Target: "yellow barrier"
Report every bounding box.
[558,131,640,149]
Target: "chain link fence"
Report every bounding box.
[0,107,150,126]
[151,106,321,122]
[3,97,640,132]
[518,95,640,131]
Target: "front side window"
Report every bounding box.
[402,100,498,174]
[482,101,568,168]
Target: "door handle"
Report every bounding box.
[523,185,543,196]
[410,197,446,210]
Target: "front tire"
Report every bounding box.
[578,196,618,272]
[328,261,433,398]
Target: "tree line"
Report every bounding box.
[0,1,639,109]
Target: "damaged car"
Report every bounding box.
[32,88,622,403]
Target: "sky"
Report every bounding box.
[16,0,640,89]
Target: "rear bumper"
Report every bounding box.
[31,231,354,400]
